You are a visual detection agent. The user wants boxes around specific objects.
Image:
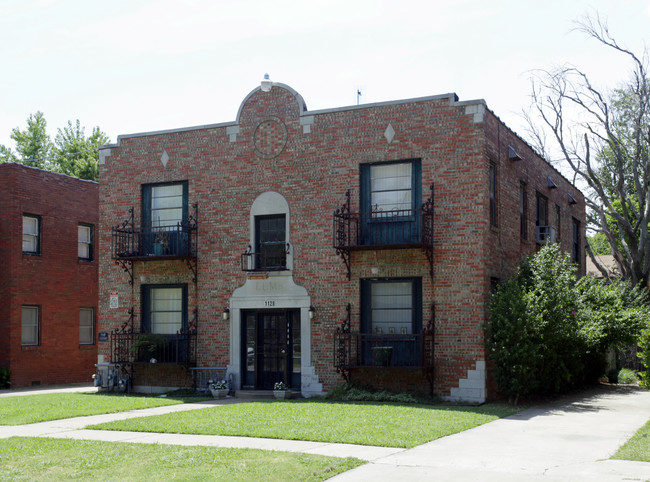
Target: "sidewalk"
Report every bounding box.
[1,384,649,480]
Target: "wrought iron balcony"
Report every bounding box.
[334,332,435,370]
[110,330,197,365]
[333,186,434,278]
[241,243,290,272]
[111,205,198,261]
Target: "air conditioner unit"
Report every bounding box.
[536,225,557,244]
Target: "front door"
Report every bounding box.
[242,310,300,390]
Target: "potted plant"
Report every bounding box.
[372,346,393,367]
[273,381,290,400]
[210,379,229,399]
[153,231,169,256]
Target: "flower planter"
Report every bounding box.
[273,390,290,400]
[210,388,229,399]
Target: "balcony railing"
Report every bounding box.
[241,243,290,272]
[111,205,198,261]
[110,331,197,365]
[334,332,435,371]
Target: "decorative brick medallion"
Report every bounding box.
[253,117,288,159]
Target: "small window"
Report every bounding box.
[255,214,287,270]
[79,308,95,345]
[22,215,41,255]
[22,305,40,346]
[572,218,581,265]
[78,224,93,260]
[489,162,498,227]
[520,182,528,240]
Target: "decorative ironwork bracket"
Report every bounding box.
[421,183,434,280]
[115,259,134,285]
[334,190,352,279]
[334,303,352,383]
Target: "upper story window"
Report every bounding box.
[520,182,528,240]
[78,224,93,261]
[489,162,498,227]
[143,182,188,228]
[243,192,292,272]
[255,214,287,270]
[22,215,41,255]
[536,193,548,227]
[555,204,561,240]
[572,218,581,265]
[360,160,422,245]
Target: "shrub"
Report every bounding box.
[639,322,650,389]
[0,367,10,389]
[617,368,638,384]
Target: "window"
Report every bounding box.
[142,285,187,334]
[520,182,528,240]
[489,162,498,227]
[360,160,422,245]
[572,218,581,265]
[142,182,189,256]
[255,214,287,270]
[536,193,548,227]
[79,308,94,345]
[360,278,422,365]
[555,204,561,240]
[78,224,93,260]
[22,215,41,255]
[21,305,40,346]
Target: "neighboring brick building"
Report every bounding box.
[98,81,585,402]
[0,163,98,387]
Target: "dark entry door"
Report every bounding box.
[242,310,297,390]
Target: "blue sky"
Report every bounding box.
[1,0,648,150]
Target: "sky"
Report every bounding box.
[1,0,649,151]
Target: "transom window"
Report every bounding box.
[370,162,412,214]
[22,215,40,255]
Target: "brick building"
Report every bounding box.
[0,163,98,387]
[98,81,585,402]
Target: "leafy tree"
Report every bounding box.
[0,113,109,181]
[0,111,53,169]
[588,233,611,255]
[526,15,650,287]
[53,120,109,181]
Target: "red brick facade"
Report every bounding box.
[0,163,98,387]
[98,83,585,402]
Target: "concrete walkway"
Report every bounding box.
[1,384,649,480]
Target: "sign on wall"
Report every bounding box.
[109,291,119,309]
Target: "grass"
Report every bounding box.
[0,437,363,481]
[612,419,650,462]
[0,392,206,425]
[90,399,518,448]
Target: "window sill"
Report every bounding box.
[22,253,42,258]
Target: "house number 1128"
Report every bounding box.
[264,300,275,307]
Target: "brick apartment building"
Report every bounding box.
[97,80,585,402]
[0,163,98,387]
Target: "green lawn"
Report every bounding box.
[90,399,517,448]
[612,419,650,462]
[0,392,206,425]
[0,437,363,481]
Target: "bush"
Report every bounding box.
[639,323,650,389]
[0,367,10,389]
[617,368,638,384]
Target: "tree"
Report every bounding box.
[0,113,109,182]
[53,120,109,182]
[0,111,53,169]
[526,14,650,287]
